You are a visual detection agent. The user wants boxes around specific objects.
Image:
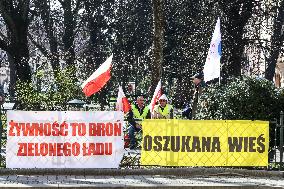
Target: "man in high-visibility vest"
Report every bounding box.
[152,94,173,119]
[128,95,151,149]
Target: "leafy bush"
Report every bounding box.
[195,76,282,121]
[16,67,86,111]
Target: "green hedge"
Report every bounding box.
[16,67,85,111]
[195,76,283,121]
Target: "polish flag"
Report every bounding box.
[116,86,131,113]
[81,55,113,97]
[149,79,162,114]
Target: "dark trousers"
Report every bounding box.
[128,125,142,149]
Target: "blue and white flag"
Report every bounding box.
[203,18,221,82]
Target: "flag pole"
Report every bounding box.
[219,64,222,86]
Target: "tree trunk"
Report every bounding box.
[265,1,284,81]
[62,0,75,68]
[150,0,164,93]
[0,0,32,96]
[10,17,31,82]
[10,31,31,82]
[225,27,244,77]
[220,0,254,79]
[7,53,16,97]
[38,0,60,78]
[83,0,111,110]
[8,43,31,98]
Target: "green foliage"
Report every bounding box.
[136,75,151,96]
[278,89,284,108]
[16,67,85,111]
[196,77,282,120]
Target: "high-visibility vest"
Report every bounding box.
[154,104,173,118]
[131,104,149,123]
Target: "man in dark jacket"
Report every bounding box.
[0,84,4,135]
[0,84,4,105]
[191,72,206,119]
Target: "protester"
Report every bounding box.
[128,95,151,149]
[152,94,173,119]
[0,84,4,132]
[191,72,206,119]
[0,84,4,105]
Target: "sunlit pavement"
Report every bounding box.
[0,175,282,188]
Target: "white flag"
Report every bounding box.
[149,80,162,114]
[203,18,221,82]
[116,86,131,113]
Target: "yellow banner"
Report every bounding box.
[141,120,268,166]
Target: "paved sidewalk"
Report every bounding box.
[0,168,282,188]
[0,167,282,178]
[0,174,283,188]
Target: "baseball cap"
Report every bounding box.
[190,72,204,80]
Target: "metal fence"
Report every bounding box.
[269,111,284,170]
[0,108,283,170]
[0,106,7,167]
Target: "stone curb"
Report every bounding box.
[0,168,282,178]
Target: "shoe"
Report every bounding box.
[129,146,135,150]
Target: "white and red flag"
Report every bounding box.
[116,86,131,113]
[82,55,113,97]
[149,79,162,114]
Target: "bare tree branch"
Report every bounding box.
[73,0,82,14]
[0,31,9,43]
[58,0,64,6]
[28,33,49,57]
[265,0,284,80]
[239,1,254,28]
[0,38,11,54]
[0,1,17,33]
[19,0,30,22]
